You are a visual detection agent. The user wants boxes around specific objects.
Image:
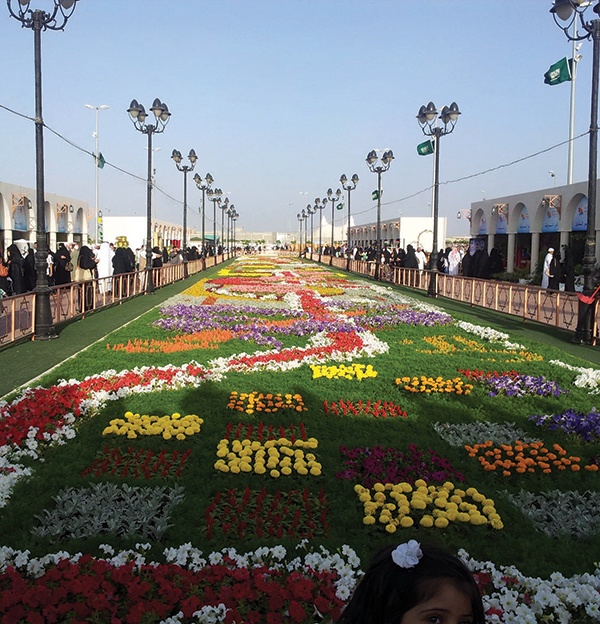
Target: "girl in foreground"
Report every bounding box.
[337,540,485,624]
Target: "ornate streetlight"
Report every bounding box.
[231,209,239,252]
[297,212,304,257]
[366,150,394,280]
[416,102,460,297]
[340,173,359,271]
[207,187,223,263]
[127,98,171,294]
[314,197,327,263]
[306,203,316,260]
[171,149,197,278]
[551,0,600,343]
[220,197,230,258]
[7,0,80,340]
[226,204,235,256]
[193,172,213,269]
[326,188,342,266]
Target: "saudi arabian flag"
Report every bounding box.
[372,190,380,201]
[97,152,106,169]
[336,203,344,210]
[544,57,572,86]
[417,140,434,156]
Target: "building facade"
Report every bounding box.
[0,181,89,253]
[470,179,590,274]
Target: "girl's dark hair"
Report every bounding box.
[337,543,485,624]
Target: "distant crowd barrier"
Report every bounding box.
[0,253,227,348]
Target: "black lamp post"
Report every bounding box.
[207,187,223,262]
[326,188,342,266]
[171,148,197,278]
[193,172,213,270]
[306,203,316,260]
[127,98,171,294]
[416,102,460,297]
[297,212,304,257]
[7,0,80,340]
[231,210,238,252]
[315,197,327,262]
[220,197,230,258]
[551,0,600,344]
[340,173,359,271]
[366,150,394,280]
[226,204,235,257]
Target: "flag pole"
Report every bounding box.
[568,22,581,185]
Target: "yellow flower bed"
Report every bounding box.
[419,335,543,362]
[102,411,203,441]
[227,391,307,414]
[313,287,345,296]
[310,363,377,380]
[355,480,503,533]
[214,437,321,478]
[396,376,473,395]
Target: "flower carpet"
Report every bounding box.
[0,253,600,622]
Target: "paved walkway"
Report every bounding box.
[1,257,599,400]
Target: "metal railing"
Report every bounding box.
[311,253,591,340]
[0,254,228,347]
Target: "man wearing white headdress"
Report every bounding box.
[96,241,114,294]
[541,247,554,289]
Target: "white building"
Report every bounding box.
[348,216,447,253]
[0,180,89,252]
[101,215,199,250]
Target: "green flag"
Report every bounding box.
[372,190,379,201]
[336,203,344,210]
[97,152,106,169]
[417,140,434,156]
[544,57,572,86]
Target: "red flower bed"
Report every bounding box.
[205,486,328,540]
[81,446,191,480]
[224,422,308,443]
[323,399,408,419]
[0,554,344,623]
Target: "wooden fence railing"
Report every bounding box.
[0,254,227,347]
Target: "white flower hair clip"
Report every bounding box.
[391,540,423,568]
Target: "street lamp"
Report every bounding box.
[340,173,359,271]
[306,203,316,260]
[207,187,223,263]
[326,188,342,266]
[416,101,460,297]
[127,98,171,294]
[366,149,394,280]
[193,172,213,269]
[7,0,80,340]
[171,148,197,278]
[231,209,239,252]
[220,197,230,258]
[84,104,109,244]
[297,212,304,257]
[226,204,235,256]
[551,0,600,344]
[314,197,327,263]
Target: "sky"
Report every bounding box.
[0,0,593,239]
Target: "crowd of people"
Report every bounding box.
[0,241,210,299]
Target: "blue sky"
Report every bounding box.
[0,0,592,237]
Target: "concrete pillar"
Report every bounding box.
[487,233,495,254]
[531,232,540,274]
[507,232,516,273]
